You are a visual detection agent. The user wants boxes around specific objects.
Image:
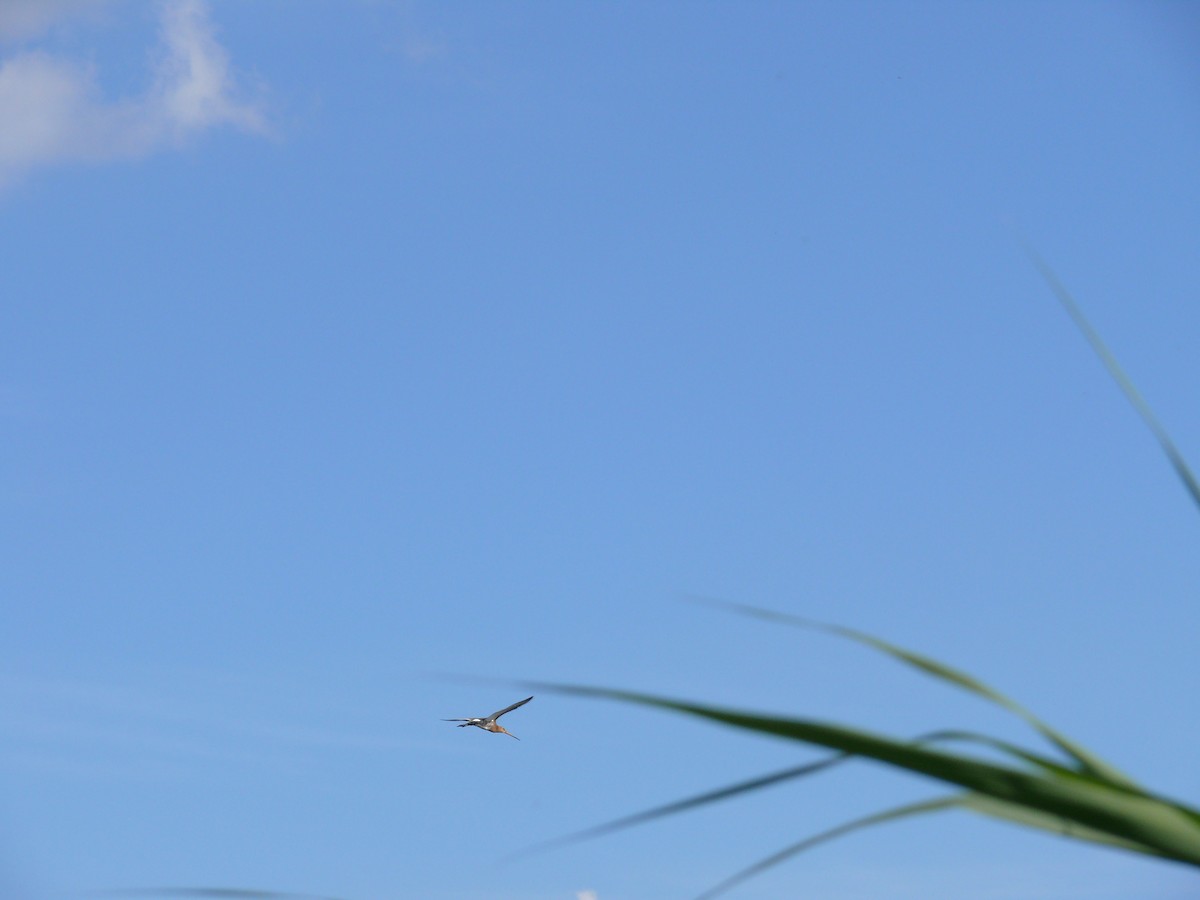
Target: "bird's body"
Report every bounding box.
[443,695,533,740]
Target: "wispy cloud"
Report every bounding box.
[0,671,453,784]
[0,0,267,189]
[0,0,106,43]
[398,33,445,66]
[150,1,266,136]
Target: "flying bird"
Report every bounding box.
[443,695,533,740]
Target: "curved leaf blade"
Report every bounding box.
[688,596,1136,787]
[695,791,1177,900]
[693,796,962,900]
[528,682,1200,866]
[959,793,1178,859]
[1019,239,1200,512]
[511,752,850,859]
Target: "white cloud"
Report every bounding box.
[151,0,265,135]
[0,0,266,188]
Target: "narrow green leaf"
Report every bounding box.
[1018,239,1200,512]
[693,796,962,900]
[959,793,1178,859]
[924,730,1200,832]
[920,729,1107,782]
[687,596,1137,787]
[511,752,851,859]
[528,683,1200,867]
[522,728,1090,858]
[695,791,1178,900]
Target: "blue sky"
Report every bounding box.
[2,2,1199,898]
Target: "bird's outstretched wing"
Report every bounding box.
[490,696,533,721]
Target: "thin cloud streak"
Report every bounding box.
[151,0,266,136]
[0,0,106,43]
[0,0,266,188]
[0,672,454,784]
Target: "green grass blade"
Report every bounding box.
[691,790,1176,899]
[1019,240,1200,512]
[692,796,963,900]
[511,753,850,858]
[523,728,1107,858]
[523,727,1063,856]
[923,730,1200,830]
[528,683,1200,866]
[959,793,1179,859]
[920,729,1108,781]
[688,596,1137,787]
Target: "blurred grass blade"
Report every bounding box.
[921,729,1108,782]
[959,793,1178,859]
[696,791,1177,900]
[926,730,1200,828]
[512,752,850,858]
[526,727,1106,858]
[1020,240,1200,512]
[688,595,1136,787]
[693,796,962,900]
[529,682,1200,866]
